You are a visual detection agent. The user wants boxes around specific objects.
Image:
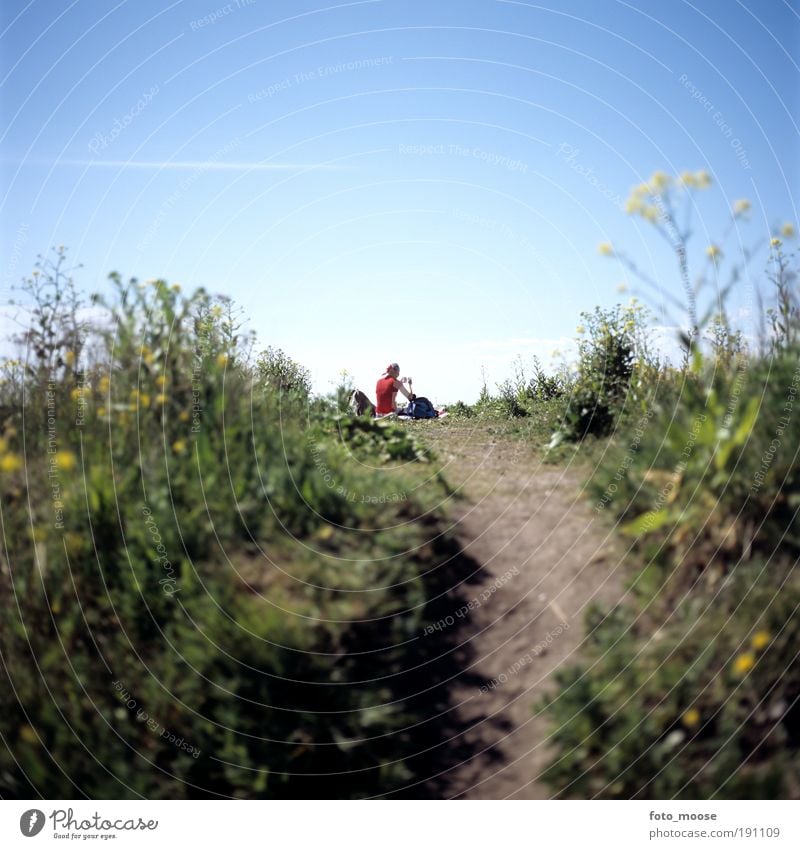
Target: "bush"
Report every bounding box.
[0,265,467,798]
[540,559,800,799]
[541,175,800,800]
[589,347,800,579]
[557,304,646,442]
[543,342,800,798]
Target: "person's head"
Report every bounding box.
[384,362,400,379]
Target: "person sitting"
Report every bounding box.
[375,362,414,415]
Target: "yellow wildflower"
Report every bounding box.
[64,531,84,557]
[210,305,223,319]
[0,437,6,453]
[694,170,712,188]
[781,222,795,238]
[178,410,190,423]
[598,242,614,256]
[681,708,701,729]
[0,454,23,473]
[129,388,139,400]
[54,450,77,472]
[732,198,751,216]
[70,387,88,401]
[64,351,76,366]
[679,171,697,188]
[154,394,168,405]
[216,353,230,368]
[751,630,771,651]
[706,244,722,261]
[625,195,644,214]
[97,407,107,417]
[770,237,782,248]
[648,171,671,192]
[576,324,585,335]
[155,375,167,388]
[172,439,187,455]
[139,346,155,366]
[98,376,110,394]
[19,725,38,744]
[138,393,151,407]
[631,182,650,197]
[732,652,755,676]
[171,283,181,293]
[642,205,659,222]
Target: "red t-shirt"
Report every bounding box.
[375,375,397,414]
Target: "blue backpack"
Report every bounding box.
[402,396,437,419]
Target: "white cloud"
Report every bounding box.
[57,159,346,171]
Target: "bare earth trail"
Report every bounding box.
[419,423,624,800]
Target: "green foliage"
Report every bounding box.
[542,185,800,800]
[765,244,799,352]
[447,400,475,418]
[466,356,570,421]
[326,412,431,463]
[540,560,800,799]
[556,303,647,442]
[589,347,800,575]
[544,327,800,798]
[0,265,463,799]
[255,345,312,398]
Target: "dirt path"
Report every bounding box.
[420,422,623,799]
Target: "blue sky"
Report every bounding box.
[1,0,798,401]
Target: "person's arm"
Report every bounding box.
[393,378,414,401]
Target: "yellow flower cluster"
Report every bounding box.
[781,222,795,238]
[678,170,712,189]
[732,198,751,216]
[0,452,22,473]
[706,244,722,261]
[732,651,755,676]
[54,450,77,472]
[681,707,701,729]
[625,170,713,227]
[598,242,614,257]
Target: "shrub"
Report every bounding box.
[542,178,800,800]
[540,559,800,799]
[588,346,800,582]
[255,345,312,398]
[0,264,467,798]
[557,303,646,442]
